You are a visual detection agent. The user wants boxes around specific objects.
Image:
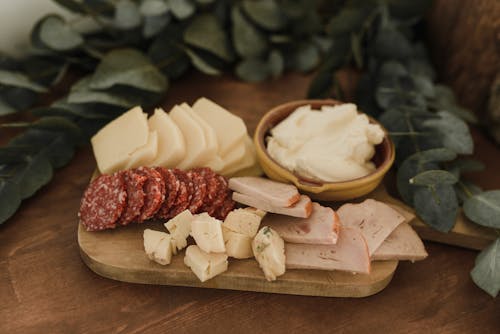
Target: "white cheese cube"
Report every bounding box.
[91,106,149,174]
[222,226,253,259]
[190,213,225,253]
[148,108,186,167]
[244,207,267,218]
[192,97,247,157]
[223,208,262,237]
[125,130,158,169]
[164,209,194,254]
[252,226,286,281]
[143,229,173,265]
[184,245,228,282]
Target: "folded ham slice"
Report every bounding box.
[372,223,428,261]
[262,203,340,245]
[228,177,300,207]
[232,192,312,218]
[285,227,370,274]
[337,199,405,256]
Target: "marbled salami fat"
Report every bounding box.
[79,173,127,231]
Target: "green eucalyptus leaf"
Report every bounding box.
[268,50,284,78]
[148,36,190,79]
[307,70,333,99]
[448,159,485,178]
[1,87,38,110]
[83,0,115,17]
[407,58,436,81]
[0,98,17,116]
[21,56,69,86]
[10,153,54,200]
[293,42,319,72]
[169,0,195,20]
[413,184,458,232]
[114,0,142,30]
[143,13,171,38]
[31,116,83,143]
[351,32,363,68]
[413,75,435,98]
[231,6,268,58]
[140,0,170,16]
[470,238,500,298]
[445,104,478,124]
[34,15,84,51]
[184,14,233,62]
[455,181,483,205]
[374,26,412,60]
[0,179,21,225]
[0,148,30,164]
[326,7,366,36]
[464,191,500,229]
[52,0,86,13]
[185,48,221,75]
[235,58,269,82]
[423,111,473,155]
[90,49,168,93]
[69,77,139,107]
[0,69,48,92]
[242,0,287,31]
[410,170,458,186]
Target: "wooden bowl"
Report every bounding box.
[254,99,395,201]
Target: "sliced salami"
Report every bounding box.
[155,167,180,219]
[117,170,147,226]
[167,169,193,218]
[135,166,165,221]
[79,173,127,231]
[187,170,207,214]
[214,190,236,220]
[211,174,229,214]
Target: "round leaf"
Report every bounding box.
[0,70,47,92]
[470,238,500,298]
[143,13,171,38]
[326,7,366,36]
[185,48,221,75]
[140,0,170,16]
[235,58,269,82]
[36,15,84,51]
[170,0,195,20]
[11,154,54,200]
[423,111,473,155]
[184,14,233,62]
[231,6,268,58]
[464,191,500,229]
[69,77,139,107]
[114,0,142,30]
[267,50,284,78]
[374,26,412,60]
[0,180,21,225]
[413,184,459,232]
[410,170,458,186]
[242,0,287,31]
[293,42,319,72]
[0,97,17,116]
[90,49,168,93]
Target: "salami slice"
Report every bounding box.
[167,169,193,218]
[79,173,127,231]
[117,170,147,226]
[135,166,165,221]
[214,189,236,220]
[155,167,179,219]
[194,167,219,215]
[210,174,229,215]
[187,170,207,214]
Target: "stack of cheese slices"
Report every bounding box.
[91,97,258,176]
[144,176,428,283]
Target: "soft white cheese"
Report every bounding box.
[164,209,194,255]
[266,104,385,182]
[184,245,228,282]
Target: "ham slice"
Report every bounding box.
[228,177,300,207]
[285,227,370,274]
[337,199,405,256]
[372,223,428,261]
[388,203,415,224]
[262,203,340,245]
[232,192,312,218]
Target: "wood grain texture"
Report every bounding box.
[1,73,500,333]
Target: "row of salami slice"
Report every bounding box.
[79,166,235,231]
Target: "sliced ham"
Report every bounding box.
[372,223,428,261]
[262,203,339,245]
[388,203,415,224]
[337,199,405,256]
[285,227,370,274]
[232,192,312,218]
[228,177,300,207]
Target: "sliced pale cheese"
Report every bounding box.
[222,226,253,259]
[223,208,262,237]
[190,213,225,253]
[184,245,228,282]
[148,108,186,167]
[164,209,194,255]
[124,130,158,169]
[192,97,247,157]
[180,102,218,161]
[220,136,257,176]
[91,106,148,174]
[217,142,246,174]
[143,229,173,265]
[252,226,285,281]
[170,105,210,170]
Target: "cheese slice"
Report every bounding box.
[143,229,173,265]
[192,97,247,157]
[148,108,186,167]
[164,209,194,255]
[223,208,262,237]
[91,106,149,174]
[170,105,209,170]
[190,213,225,253]
[124,131,158,169]
[222,226,253,259]
[184,245,228,282]
[220,136,257,175]
[180,102,219,169]
[218,141,246,174]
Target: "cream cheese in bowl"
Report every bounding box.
[266,103,385,183]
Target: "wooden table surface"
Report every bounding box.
[1,73,499,334]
